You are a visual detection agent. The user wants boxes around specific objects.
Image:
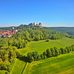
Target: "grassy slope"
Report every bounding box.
[10,59,26,74]
[19,38,74,55]
[17,42,32,56]
[23,52,74,74]
[31,38,74,53]
[49,27,74,35]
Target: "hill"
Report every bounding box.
[0,23,74,36]
[48,27,74,35]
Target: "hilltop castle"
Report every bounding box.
[29,22,42,27]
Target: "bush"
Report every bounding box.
[45,39,49,42]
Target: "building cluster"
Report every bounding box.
[0,30,18,37]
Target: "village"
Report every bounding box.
[0,22,42,38]
[0,27,18,37]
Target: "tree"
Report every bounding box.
[53,47,59,56]
[23,31,30,41]
[59,48,66,54]
[46,49,52,57]
[70,45,74,51]
[65,47,70,53]
[42,51,47,59]
[0,50,8,62]
[45,39,49,42]
[27,52,34,62]
[0,38,8,47]
[31,51,39,61]
[50,48,55,56]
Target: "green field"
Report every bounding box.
[1,38,74,74]
[19,38,74,55]
[10,59,26,74]
[31,38,74,53]
[23,52,74,74]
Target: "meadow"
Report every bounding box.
[19,38,74,55]
[0,38,74,74]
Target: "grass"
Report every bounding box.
[19,38,74,55]
[24,52,74,74]
[17,42,32,56]
[10,59,26,74]
[30,38,74,53]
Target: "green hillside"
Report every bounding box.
[48,27,74,35]
[23,52,74,74]
[19,38,74,55]
[10,59,26,74]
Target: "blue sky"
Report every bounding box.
[0,0,74,27]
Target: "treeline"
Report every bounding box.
[0,37,27,49]
[26,45,74,62]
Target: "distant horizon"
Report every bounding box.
[0,22,74,27]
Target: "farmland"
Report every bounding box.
[8,38,74,74]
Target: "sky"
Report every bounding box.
[0,0,74,27]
